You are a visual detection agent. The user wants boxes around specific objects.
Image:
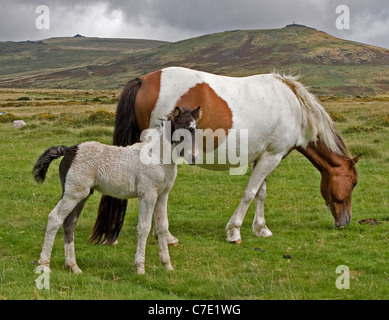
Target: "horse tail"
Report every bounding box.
[32,146,68,183]
[90,77,143,245]
[274,73,345,156]
[113,77,143,146]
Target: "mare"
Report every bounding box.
[94,67,360,245]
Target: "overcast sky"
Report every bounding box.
[1,0,388,48]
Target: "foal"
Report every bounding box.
[33,106,201,274]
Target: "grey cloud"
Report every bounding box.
[0,0,388,48]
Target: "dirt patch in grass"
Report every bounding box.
[358,218,382,226]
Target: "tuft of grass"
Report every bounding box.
[343,125,384,134]
[79,127,113,138]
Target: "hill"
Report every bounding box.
[0,26,388,96]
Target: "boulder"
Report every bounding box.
[13,120,26,128]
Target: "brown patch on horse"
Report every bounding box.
[135,70,162,131]
[175,83,233,148]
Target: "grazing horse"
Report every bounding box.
[95,66,360,245]
[33,106,201,274]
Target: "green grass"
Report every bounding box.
[0,92,388,300]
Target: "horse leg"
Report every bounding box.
[38,191,89,272]
[153,225,178,247]
[226,152,283,244]
[134,194,157,275]
[153,191,174,271]
[252,180,273,238]
[152,191,178,247]
[63,196,89,274]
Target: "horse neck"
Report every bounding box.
[296,139,349,173]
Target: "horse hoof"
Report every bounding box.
[167,235,179,247]
[169,240,179,247]
[136,267,146,275]
[71,265,83,274]
[65,263,83,274]
[253,226,273,238]
[103,239,118,245]
[164,264,174,272]
[227,238,242,244]
[226,226,242,243]
[39,265,51,273]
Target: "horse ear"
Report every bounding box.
[173,106,181,119]
[351,154,361,165]
[192,106,202,120]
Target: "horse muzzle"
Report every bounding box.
[328,204,352,228]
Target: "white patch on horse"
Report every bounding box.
[189,120,196,130]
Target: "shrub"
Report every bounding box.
[36,113,57,121]
[0,113,17,123]
[328,111,347,122]
[17,96,30,101]
[85,109,115,126]
[56,114,80,125]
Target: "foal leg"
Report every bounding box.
[134,194,157,275]
[153,191,174,271]
[63,196,89,274]
[252,180,273,238]
[152,191,178,247]
[38,192,88,272]
[226,152,283,244]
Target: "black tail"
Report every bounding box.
[90,77,143,244]
[32,146,67,183]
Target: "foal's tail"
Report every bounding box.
[32,146,67,183]
[90,77,142,245]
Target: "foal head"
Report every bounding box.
[167,106,202,164]
[320,155,360,228]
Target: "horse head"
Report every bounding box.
[320,155,360,228]
[168,106,202,164]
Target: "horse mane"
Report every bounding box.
[273,72,352,160]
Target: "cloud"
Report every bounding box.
[0,0,388,48]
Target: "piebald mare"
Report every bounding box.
[95,67,360,245]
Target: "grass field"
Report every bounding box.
[0,89,388,300]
